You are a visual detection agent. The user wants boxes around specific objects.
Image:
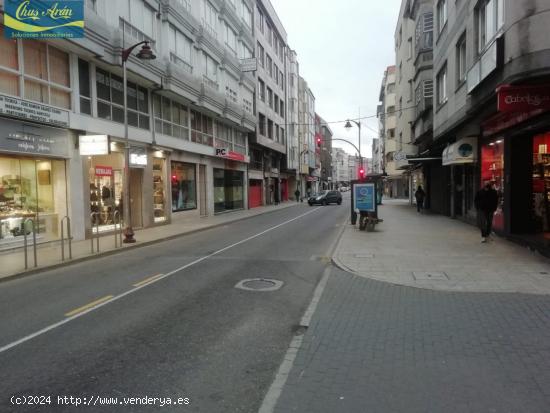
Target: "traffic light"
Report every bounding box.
[316,136,321,147]
[359,167,365,180]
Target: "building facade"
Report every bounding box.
[317,115,333,190]
[331,147,350,188]
[432,0,550,252]
[0,0,257,248]
[298,76,316,195]
[377,66,398,197]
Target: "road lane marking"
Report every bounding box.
[0,207,323,355]
[64,295,114,317]
[133,273,164,288]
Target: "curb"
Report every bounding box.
[0,203,299,284]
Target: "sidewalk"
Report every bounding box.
[0,202,299,281]
[333,199,550,294]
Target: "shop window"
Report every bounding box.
[96,68,149,129]
[532,133,550,233]
[89,154,124,232]
[481,140,504,231]
[0,157,67,246]
[153,158,166,222]
[171,162,196,211]
[214,168,244,213]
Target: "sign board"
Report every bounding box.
[0,94,69,127]
[240,58,257,72]
[79,135,109,156]
[497,84,550,113]
[4,0,85,39]
[0,117,70,157]
[442,137,477,166]
[215,148,246,162]
[94,165,112,177]
[129,146,147,168]
[354,183,376,212]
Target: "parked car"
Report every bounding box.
[308,190,342,206]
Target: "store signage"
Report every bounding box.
[482,108,547,137]
[0,117,70,157]
[354,183,376,213]
[497,84,550,113]
[0,94,70,127]
[129,147,147,168]
[442,137,477,166]
[79,135,109,155]
[215,148,246,162]
[94,165,112,177]
[4,0,85,39]
[240,58,257,72]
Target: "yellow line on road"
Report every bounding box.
[133,273,164,288]
[65,295,114,317]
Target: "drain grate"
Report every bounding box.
[235,278,284,292]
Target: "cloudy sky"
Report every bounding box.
[270,0,401,157]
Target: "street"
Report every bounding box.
[0,201,348,412]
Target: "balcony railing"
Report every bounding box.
[119,18,155,48]
[203,75,219,91]
[170,53,192,74]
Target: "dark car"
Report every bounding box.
[308,190,342,206]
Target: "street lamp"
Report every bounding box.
[121,39,156,243]
[344,119,362,174]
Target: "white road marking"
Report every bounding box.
[0,207,323,355]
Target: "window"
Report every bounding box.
[456,33,467,84]
[239,41,252,59]
[436,63,447,105]
[259,113,266,135]
[273,64,279,82]
[78,59,91,115]
[153,94,189,139]
[279,71,284,90]
[171,162,197,211]
[477,0,504,52]
[169,25,192,72]
[437,0,447,34]
[267,23,273,46]
[202,0,218,38]
[120,0,155,42]
[257,42,265,67]
[241,1,252,28]
[202,52,218,88]
[258,78,265,102]
[257,7,264,33]
[407,38,413,59]
[0,34,71,108]
[225,23,237,52]
[190,110,214,146]
[274,94,279,113]
[280,100,284,117]
[267,87,273,109]
[268,119,274,139]
[266,54,272,77]
[97,68,149,129]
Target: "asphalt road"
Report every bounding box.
[0,200,349,413]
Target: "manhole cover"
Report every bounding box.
[235,278,284,291]
[412,271,449,281]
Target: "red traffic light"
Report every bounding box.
[359,168,365,179]
[316,136,321,147]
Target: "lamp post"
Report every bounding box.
[121,39,156,243]
[344,119,362,174]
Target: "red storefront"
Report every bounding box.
[481,83,550,250]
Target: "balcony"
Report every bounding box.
[203,75,219,91]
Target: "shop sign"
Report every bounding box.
[129,147,147,168]
[0,94,69,127]
[4,0,85,39]
[215,148,247,162]
[354,183,376,213]
[79,135,109,155]
[0,117,70,157]
[94,166,112,177]
[240,58,257,72]
[482,108,547,137]
[497,84,550,113]
[442,137,477,166]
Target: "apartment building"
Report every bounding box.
[432,0,550,252]
[317,115,333,190]
[0,0,256,248]
[250,0,289,206]
[377,66,398,197]
[298,76,316,195]
[285,48,300,194]
[331,148,350,188]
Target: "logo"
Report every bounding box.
[4,1,84,39]
[216,148,228,157]
[457,143,473,157]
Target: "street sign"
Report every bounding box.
[354,183,376,212]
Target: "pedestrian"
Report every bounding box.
[474,181,499,243]
[414,185,426,213]
[294,188,300,202]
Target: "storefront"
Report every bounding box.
[152,152,167,223]
[0,118,70,248]
[171,161,197,211]
[214,168,244,213]
[248,179,263,208]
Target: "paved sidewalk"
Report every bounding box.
[334,199,550,294]
[0,202,299,281]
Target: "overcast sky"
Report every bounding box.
[271,0,401,158]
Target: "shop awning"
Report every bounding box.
[442,137,477,166]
